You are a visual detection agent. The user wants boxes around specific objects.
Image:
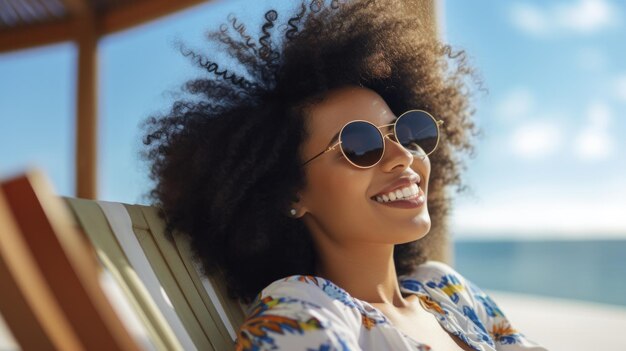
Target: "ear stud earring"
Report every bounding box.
[290,208,297,216]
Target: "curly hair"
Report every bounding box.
[141,0,479,304]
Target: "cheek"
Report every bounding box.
[304,167,372,221]
[317,168,368,205]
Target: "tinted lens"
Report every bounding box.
[395,111,439,156]
[340,121,384,167]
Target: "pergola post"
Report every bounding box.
[74,10,98,199]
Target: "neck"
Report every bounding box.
[312,237,410,308]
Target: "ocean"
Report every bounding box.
[453,239,626,307]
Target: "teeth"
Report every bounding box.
[395,189,403,199]
[402,187,411,198]
[374,183,421,203]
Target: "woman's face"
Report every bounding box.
[295,85,432,246]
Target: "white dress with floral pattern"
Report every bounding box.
[235,260,549,351]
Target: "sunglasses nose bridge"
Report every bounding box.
[380,130,415,166]
[382,131,394,142]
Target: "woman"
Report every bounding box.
[142,0,548,350]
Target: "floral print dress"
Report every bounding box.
[235,260,548,350]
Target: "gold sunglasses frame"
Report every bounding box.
[302,109,445,169]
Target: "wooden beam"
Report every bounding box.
[0,0,213,53]
[0,20,75,53]
[100,0,210,35]
[60,0,89,16]
[75,13,98,199]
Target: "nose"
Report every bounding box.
[378,132,416,172]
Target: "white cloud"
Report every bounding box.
[496,89,567,161]
[575,130,612,159]
[614,75,626,101]
[556,0,616,33]
[574,102,614,160]
[510,0,620,37]
[495,88,535,121]
[510,121,563,159]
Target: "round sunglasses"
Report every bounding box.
[302,109,444,168]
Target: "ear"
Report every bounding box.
[287,193,306,218]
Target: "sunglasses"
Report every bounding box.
[302,109,444,168]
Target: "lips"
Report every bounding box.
[370,173,421,200]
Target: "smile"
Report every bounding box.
[371,185,426,209]
[374,183,420,203]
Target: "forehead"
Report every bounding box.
[305,86,394,142]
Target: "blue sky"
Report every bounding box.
[1,0,624,239]
[442,0,626,238]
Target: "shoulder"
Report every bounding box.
[409,259,465,280]
[400,261,493,338]
[405,260,500,313]
[259,275,356,307]
[251,275,364,323]
[235,275,363,350]
[399,260,471,301]
[401,261,548,350]
[400,260,501,315]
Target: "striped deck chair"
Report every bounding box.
[0,169,248,351]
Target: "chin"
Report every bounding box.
[412,207,431,223]
[396,224,431,244]
[395,233,428,245]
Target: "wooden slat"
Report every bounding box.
[0,188,84,351]
[65,197,181,351]
[16,0,39,22]
[136,205,231,350]
[7,0,34,23]
[0,0,21,26]
[39,0,68,18]
[1,170,141,351]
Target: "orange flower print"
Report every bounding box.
[294,275,322,286]
[361,314,378,330]
[418,294,445,315]
[490,320,521,345]
[235,296,326,351]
